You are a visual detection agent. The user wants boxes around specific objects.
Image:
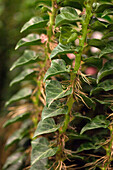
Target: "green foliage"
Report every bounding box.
[4,0,113,169]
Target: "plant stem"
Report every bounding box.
[74,1,93,71]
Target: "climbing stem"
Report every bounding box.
[74,1,93,71]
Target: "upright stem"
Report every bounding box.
[74,1,93,71]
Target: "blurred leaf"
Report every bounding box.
[90,20,108,31]
[80,115,110,134]
[15,34,41,50]
[3,112,30,127]
[42,100,68,120]
[46,80,72,106]
[87,39,105,49]
[5,88,32,106]
[31,137,58,166]
[3,152,25,170]
[30,159,47,170]
[5,120,31,148]
[62,0,84,10]
[33,118,60,138]
[35,0,51,6]
[10,50,39,71]
[59,26,72,45]
[97,60,113,83]
[83,56,102,69]
[10,69,35,86]
[21,16,48,33]
[50,43,80,59]
[55,7,80,28]
[44,59,70,81]
[99,42,113,58]
[96,2,113,13]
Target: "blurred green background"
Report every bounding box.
[0,0,35,168]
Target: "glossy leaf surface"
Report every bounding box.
[15,34,41,50]
[46,80,72,106]
[6,88,32,106]
[44,59,70,81]
[10,50,39,71]
[10,69,35,86]
[21,16,48,32]
[33,118,60,137]
[50,43,79,59]
[80,115,109,134]
[42,100,68,120]
[31,137,58,166]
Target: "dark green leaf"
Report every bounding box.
[55,7,80,28]
[33,118,60,138]
[5,120,31,148]
[10,50,39,71]
[21,16,48,33]
[10,69,35,86]
[91,79,113,95]
[76,142,102,153]
[50,43,80,59]
[96,2,113,13]
[3,112,30,127]
[5,88,32,106]
[79,94,96,110]
[97,60,113,83]
[67,132,91,140]
[80,115,110,134]
[3,152,25,170]
[90,20,108,31]
[15,34,41,50]
[102,9,113,17]
[35,0,51,6]
[87,39,105,49]
[83,56,102,69]
[59,26,73,45]
[62,0,84,10]
[31,137,58,166]
[46,80,72,106]
[74,113,91,121]
[99,42,113,58]
[42,100,68,120]
[44,59,70,81]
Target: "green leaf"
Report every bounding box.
[96,2,113,13]
[50,43,80,59]
[62,0,84,10]
[3,112,30,127]
[42,101,68,120]
[33,118,60,138]
[46,80,72,106]
[59,26,73,45]
[80,115,110,135]
[97,60,113,83]
[91,79,113,95]
[83,56,102,69]
[55,7,80,28]
[79,94,96,110]
[35,0,51,6]
[30,159,47,170]
[67,131,91,140]
[74,112,91,121]
[87,39,105,49]
[90,20,108,31]
[10,50,39,71]
[76,142,102,153]
[102,9,113,17]
[44,59,70,81]
[5,87,32,106]
[99,41,113,58]
[15,34,41,50]
[21,16,48,33]
[10,69,35,86]
[5,120,31,148]
[3,152,25,170]
[31,137,58,166]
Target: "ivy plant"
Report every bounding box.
[3,0,113,169]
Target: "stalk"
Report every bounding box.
[74,1,93,71]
